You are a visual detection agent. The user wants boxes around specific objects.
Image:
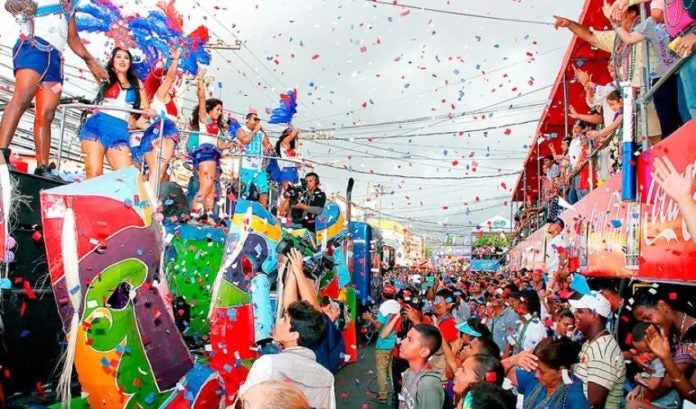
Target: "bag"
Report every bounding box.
[664,0,696,36]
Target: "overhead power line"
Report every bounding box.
[367,0,554,26]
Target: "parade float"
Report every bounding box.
[0,1,372,406]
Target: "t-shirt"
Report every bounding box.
[375,311,398,350]
[488,307,520,352]
[545,233,568,287]
[428,316,459,383]
[511,315,548,354]
[633,17,676,78]
[399,369,444,409]
[313,313,346,373]
[673,324,696,365]
[240,126,264,170]
[568,137,583,169]
[240,346,336,409]
[516,368,589,409]
[593,29,647,88]
[573,332,626,409]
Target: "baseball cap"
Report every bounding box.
[510,290,541,316]
[568,291,612,318]
[456,321,482,337]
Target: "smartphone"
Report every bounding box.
[668,36,686,57]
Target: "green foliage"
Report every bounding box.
[474,234,510,248]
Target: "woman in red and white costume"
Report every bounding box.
[79,47,154,178]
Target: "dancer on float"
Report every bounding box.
[132,48,183,190]
[275,125,300,191]
[188,73,234,222]
[0,0,108,175]
[79,47,153,178]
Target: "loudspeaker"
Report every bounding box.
[1,171,64,402]
[9,170,65,227]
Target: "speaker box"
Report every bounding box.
[1,171,64,402]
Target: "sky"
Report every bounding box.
[0,0,585,242]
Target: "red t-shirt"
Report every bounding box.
[438,316,458,343]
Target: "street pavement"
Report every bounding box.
[335,343,394,409]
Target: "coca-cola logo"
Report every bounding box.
[642,158,696,246]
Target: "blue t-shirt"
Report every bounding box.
[516,368,589,409]
[375,311,397,350]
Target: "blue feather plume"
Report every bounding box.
[268,89,298,125]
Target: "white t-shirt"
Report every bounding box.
[19,0,73,52]
[568,137,583,169]
[545,233,567,286]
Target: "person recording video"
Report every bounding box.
[278,172,326,232]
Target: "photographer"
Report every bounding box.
[279,172,326,232]
[283,247,345,373]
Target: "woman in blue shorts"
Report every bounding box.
[79,47,154,178]
[0,0,108,175]
[275,125,300,191]
[188,74,235,221]
[132,48,183,190]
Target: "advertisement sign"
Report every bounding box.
[637,121,696,282]
[470,259,501,272]
[562,174,633,278]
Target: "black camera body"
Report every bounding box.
[285,178,307,205]
[276,236,334,281]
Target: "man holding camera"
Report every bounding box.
[283,247,345,373]
[280,172,326,232]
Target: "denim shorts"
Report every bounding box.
[13,37,62,83]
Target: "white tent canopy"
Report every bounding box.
[475,215,512,232]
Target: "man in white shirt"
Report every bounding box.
[239,300,336,409]
[545,218,569,293]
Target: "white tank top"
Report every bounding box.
[101,84,137,122]
[150,94,177,121]
[197,121,218,147]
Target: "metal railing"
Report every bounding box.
[53,102,306,215]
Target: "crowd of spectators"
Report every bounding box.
[516,0,695,243]
[365,265,695,409]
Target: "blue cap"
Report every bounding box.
[456,321,482,337]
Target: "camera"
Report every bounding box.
[284,178,307,205]
[276,236,334,281]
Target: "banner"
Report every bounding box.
[637,120,696,282]
[562,174,633,278]
[470,259,500,272]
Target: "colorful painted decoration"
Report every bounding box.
[208,199,281,402]
[40,167,223,408]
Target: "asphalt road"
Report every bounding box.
[335,343,395,409]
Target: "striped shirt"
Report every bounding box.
[573,332,625,409]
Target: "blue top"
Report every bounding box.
[375,311,397,350]
[516,368,589,409]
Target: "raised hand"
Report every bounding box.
[652,156,693,205]
[553,16,571,30]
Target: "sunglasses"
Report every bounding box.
[251,117,260,121]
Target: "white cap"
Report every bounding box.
[379,299,402,315]
[569,291,612,318]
